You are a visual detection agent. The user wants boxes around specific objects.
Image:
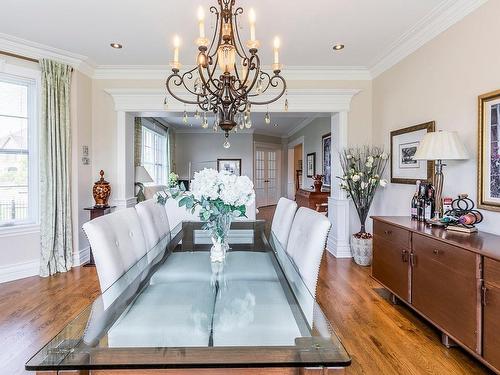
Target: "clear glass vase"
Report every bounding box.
[209,213,232,263]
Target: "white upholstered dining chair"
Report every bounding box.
[285,207,331,298]
[271,197,298,249]
[82,208,148,291]
[135,199,171,250]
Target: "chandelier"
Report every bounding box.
[165,0,287,148]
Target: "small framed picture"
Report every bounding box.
[322,133,332,187]
[217,158,241,176]
[306,153,316,178]
[478,89,500,211]
[390,122,435,184]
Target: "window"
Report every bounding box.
[0,73,38,227]
[141,122,169,185]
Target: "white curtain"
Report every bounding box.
[39,59,73,277]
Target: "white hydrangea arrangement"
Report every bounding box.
[158,168,255,245]
[339,146,389,238]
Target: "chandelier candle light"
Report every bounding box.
[166,0,287,148]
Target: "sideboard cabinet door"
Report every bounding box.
[372,227,410,302]
[412,233,477,351]
[484,258,500,371]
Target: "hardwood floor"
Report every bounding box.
[0,206,492,374]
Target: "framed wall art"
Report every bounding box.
[217,158,241,176]
[322,133,332,187]
[306,153,316,178]
[390,121,435,184]
[478,89,500,211]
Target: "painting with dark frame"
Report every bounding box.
[478,89,500,212]
[217,158,241,176]
[390,121,435,184]
[322,133,332,187]
[306,153,316,178]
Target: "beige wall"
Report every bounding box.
[372,0,500,235]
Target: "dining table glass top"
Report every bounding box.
[26,220,350,372]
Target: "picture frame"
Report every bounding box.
[322,133,332,187]
[217,158,241,176]
[478,89,500,212]
[306,153,316,178]
[390,121,435,184]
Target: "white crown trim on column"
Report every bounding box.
[370,0,488,78]
[104,88,361,114]
[0,33,95,77]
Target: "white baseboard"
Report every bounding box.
[0,259,39,283]
[73,246,90,266]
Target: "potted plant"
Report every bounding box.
[158,168,255,263]
[339,146,389,266]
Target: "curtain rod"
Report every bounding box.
[0,50,39,63]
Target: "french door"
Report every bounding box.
[255,147,280,208]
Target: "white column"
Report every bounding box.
[327,112,352,258]
[113,111,136,209]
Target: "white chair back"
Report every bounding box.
[161,195,199,231]
[271,197,297,249]
[135,199,171,250]
[285,207,331,298]
[82,208,148,291]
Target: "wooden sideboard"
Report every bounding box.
[295,189,329,210]
[372,216,500,374]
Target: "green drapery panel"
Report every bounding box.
[134,117,142,166]
[39,59,73,277]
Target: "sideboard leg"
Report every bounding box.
[441,333,458,348]
[390,293,399,305]
[298,367,346,374]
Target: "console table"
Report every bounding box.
[372,216,500,374]
[295,188,329,210]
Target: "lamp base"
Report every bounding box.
[135,182,146,203]
[434,160,445,217]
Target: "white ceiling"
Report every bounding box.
[141,112,329,137]
[0,0,455,68]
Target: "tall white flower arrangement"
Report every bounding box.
[339,146,389,236]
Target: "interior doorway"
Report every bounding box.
[254,144,281,208]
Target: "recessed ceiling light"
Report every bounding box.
[332,44,345,51]
[110,43,123,49]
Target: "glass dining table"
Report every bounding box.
[26,220,351,374]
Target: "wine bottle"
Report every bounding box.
[418,183,428,222]
[411,180,421,220]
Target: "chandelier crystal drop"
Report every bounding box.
[166,0,287,145]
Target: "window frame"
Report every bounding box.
[0,62,40,231]
[141,121,169,186]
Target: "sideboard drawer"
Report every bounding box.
[374,221,410,249]
[412,233,476,277]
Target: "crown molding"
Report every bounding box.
[286,114,323,138]
[174,128,254,135]
[0,33,95,77]
[104,88,361,113]
[370,0,488,78]
[93,64,372,81]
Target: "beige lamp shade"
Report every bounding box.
[135,165,154,183]
[414,131,469,161]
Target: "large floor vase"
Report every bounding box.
[351,235,373,266]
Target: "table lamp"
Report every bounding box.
[135,165,153,203]
[414,130,468,217]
